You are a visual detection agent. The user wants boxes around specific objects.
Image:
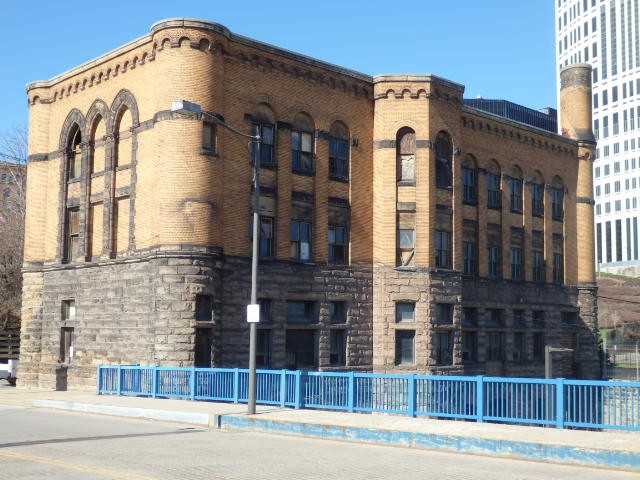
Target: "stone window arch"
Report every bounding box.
[396,127,415,183]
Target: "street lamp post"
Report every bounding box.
[171,100,261,415]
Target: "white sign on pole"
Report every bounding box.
[247,304,260,323]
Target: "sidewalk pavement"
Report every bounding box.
[1,385,639,472]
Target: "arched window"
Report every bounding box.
[329,121,349,181]
[461,155,477,204]
[509,166,523,213]
[435,132,452,188]
[396,127,415,182]
[551,176,564,221]
[114,107,132,168]
[252,104,275,167]
[531,171,545,217]
[291,113,314,174]
[67,126,82,181]
[486,159,502,209]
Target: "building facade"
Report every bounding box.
[556,0,640,275]
[21,19,599,390]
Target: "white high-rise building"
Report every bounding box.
[556,0,640,275]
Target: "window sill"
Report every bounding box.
[510,209,523,214]
[329,175,349,183]
[552,216,564,222]
[67,178,81,184]
[462,200,478,206]
[292,169,315,177]
[394,266,417,272]
[260,163,278,170]
[115,164,131,171]
[397,180,415,186]
[487,204,502,210]
[200,148,219,157]
[436,185,453,191]
[532,213,544,219]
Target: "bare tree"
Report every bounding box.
[0,125,27,337]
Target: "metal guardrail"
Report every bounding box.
[97,366,640,431]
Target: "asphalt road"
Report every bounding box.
[0,405,637,480]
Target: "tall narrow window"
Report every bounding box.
[510,248,523,280]
[253,216,274,259]
[486,168,502,209]
[329,330,346,366]
[256,330,271,367]
[435,132,452,188]
[434,331,453,365]
[67,127,82,181]
[488,245,501,278]
[60,327,75,363]
[461,155,477,204]
[291,113,314,174]
[395,330,415,365]
[396,127,416,183]
[292,130,313,173]
[552,184,564,221]
[531,181,544,217]
[509,177,523,213]
[398,229,415,266]
[63,207,80,263]
[435,230,451,268]
[532,250,545,282]
[553,234,564,284]
[253,123,275,166]
[291,220,311,261]
[328,225,347,264]
[202,122,217,153]
[463,241,477,276]
[329,122,349,180]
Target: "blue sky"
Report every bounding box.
[1,0,555,137]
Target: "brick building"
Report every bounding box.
[21,19,599,389]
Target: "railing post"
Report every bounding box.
[233,368,240,404]
[555,377,566,429]
[476,375,484,423]
[407,374,416,418]
[152,366,157,398]
[294,370,303,409]
[190,366,196,401]
[347,371,355,413]
[97,366,102,394]
[117,365,122,395]
[280,369,287,408]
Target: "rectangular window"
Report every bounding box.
[486,309,504,328]
[509,178,523,213]
[552,188,564,220]
[596,222,602,264]
[513,309,525,328]
[616,219,623,261]
[487,173,501,209]
[488,245,501,278]
[435,303,453,325]
[510,248,523,280]
[286,301,317,324]
[256,329,271,367]
[531,183,544,217]
[259,298,273,324]
[398,228,415,267]
[291,220,311,261]
[329,137,349,180]
[253,123,275,166]
[532,250,545,282]
[328,225,347,264]
[533,332,545,361]
[329,329,346,366]
[285,329,316,369]
[202,122,217,153]
[462,331,477,363]
[462,241,476,276]
[553,253,564,283]
[62,299,76,322]
[434,331,453,365]
[435,230,451,268]
[462,307,477,327]
[292,130,313,173]
[513,332,526,362]
[486,332,504,361]
[396,302,415,323]
[532,310,545,329]
[395,330,415,365]
[195,294,213,322]
[605,221,612,262]
[329,301,347,324]
[63,207,80,263]
[255,216,274,259]
[60,327,75,363]
[462,167,477,204]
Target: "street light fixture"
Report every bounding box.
[171,100,261,415]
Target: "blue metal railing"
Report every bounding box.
[97,365,640,431]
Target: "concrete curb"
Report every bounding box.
[218,415,640,472]
[33,400,214,427]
